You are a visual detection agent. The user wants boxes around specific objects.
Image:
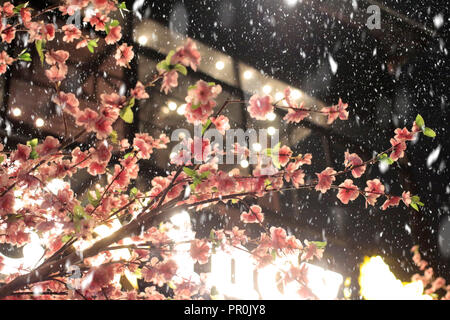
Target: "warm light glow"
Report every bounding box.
[275,92,284,101]
[215,61,225,70]
[252,143,262,152]
[161,106,170,114]
[47,179,66,194]
[285,0,297,6]
[240,159,249,168]
[266,112,276,121]
[177,104,187,115]
[138,35,148,46]
[267,126,276,136]
[262,84,272,94]
[291,89,302,100]
[359,256,433,300]
[168,101,177,111]
[35,118,44,127]
[243,70,253,80]
[12,107,22,117]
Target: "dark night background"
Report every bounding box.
[1,0,449,298]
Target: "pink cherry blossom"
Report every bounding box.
[45,50,70,66]
[364,179,385,207]
[52,91,80,114]
[11,144,31,162]
[171,38,201,71]
[278,145,292,167]
[394,127,414,142]
[160,70,178,95]
[211,115,230,135]
[2,2,14,17]
[190,239,210,264]
[0,192,15,216]
[186,80,222,106]
[45,64,68,82]
[270,227,288,250]
[115,43,134,68]
[302,240,324,261]
[1,25,16,43]
[390,138,407,161]
[247,94,274,120]
[105,26,122,44]
[321,98,349,124]
[344,151,366,178]
[131,81,149,100]
[337,179,359,204]
[62,24,82,43]
[36,136,60,157]
[402,191,412,207]
[381,196,402,210]
[240,205,264,223]
[283,102,309,123]
[76,108,99,131]
[85,12,109,31]
[0,51,14,75]
[315,167,337,193]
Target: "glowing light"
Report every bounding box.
[291,89,302,100]
[266,112,276,121]
[0,233,44,275]
[177,104,187,115]
[138,35,148,45]
[240,159,249,168]
[267,126,276,136]
[170,152,177,159]
[35,118,44,127]
[168,101,177,111]
[263,84,272,94]
[252,143,262,152]
[359,256,433,300]
[275,92,284,101]
[12,107,22,117]
[215,61,225,70]
[161,106,170,114]
[47,179,66,194]
[243,70,253,80]
[285,0,297,6]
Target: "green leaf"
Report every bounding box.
[73,205,88,219]
[109,130,118,144]
[18,52,32,62]
[156,60,169,72]
[174,64,187,76]
[118,2,128,10]
[35,39,45,65]
[200,171,211,179]
[183,167,196,177]
[207,82,216,86]
[13,2,29,14]
[311,241,327,249]
[187,85,197,91]
[0,155,4,163]
[271,249,277,261]
[423,127,436,138]
[61,234,73,243]
[109,20,120,28]
[202,119,212,135]
[415,114,425,129]
[124,152,133,159]
[27,138,38,147]
[130,187,138,198]
[410,203,419,211]
[119,105,134,123]
[127,97,135,109]
[165,50,175,65]
[190,103,201,111]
